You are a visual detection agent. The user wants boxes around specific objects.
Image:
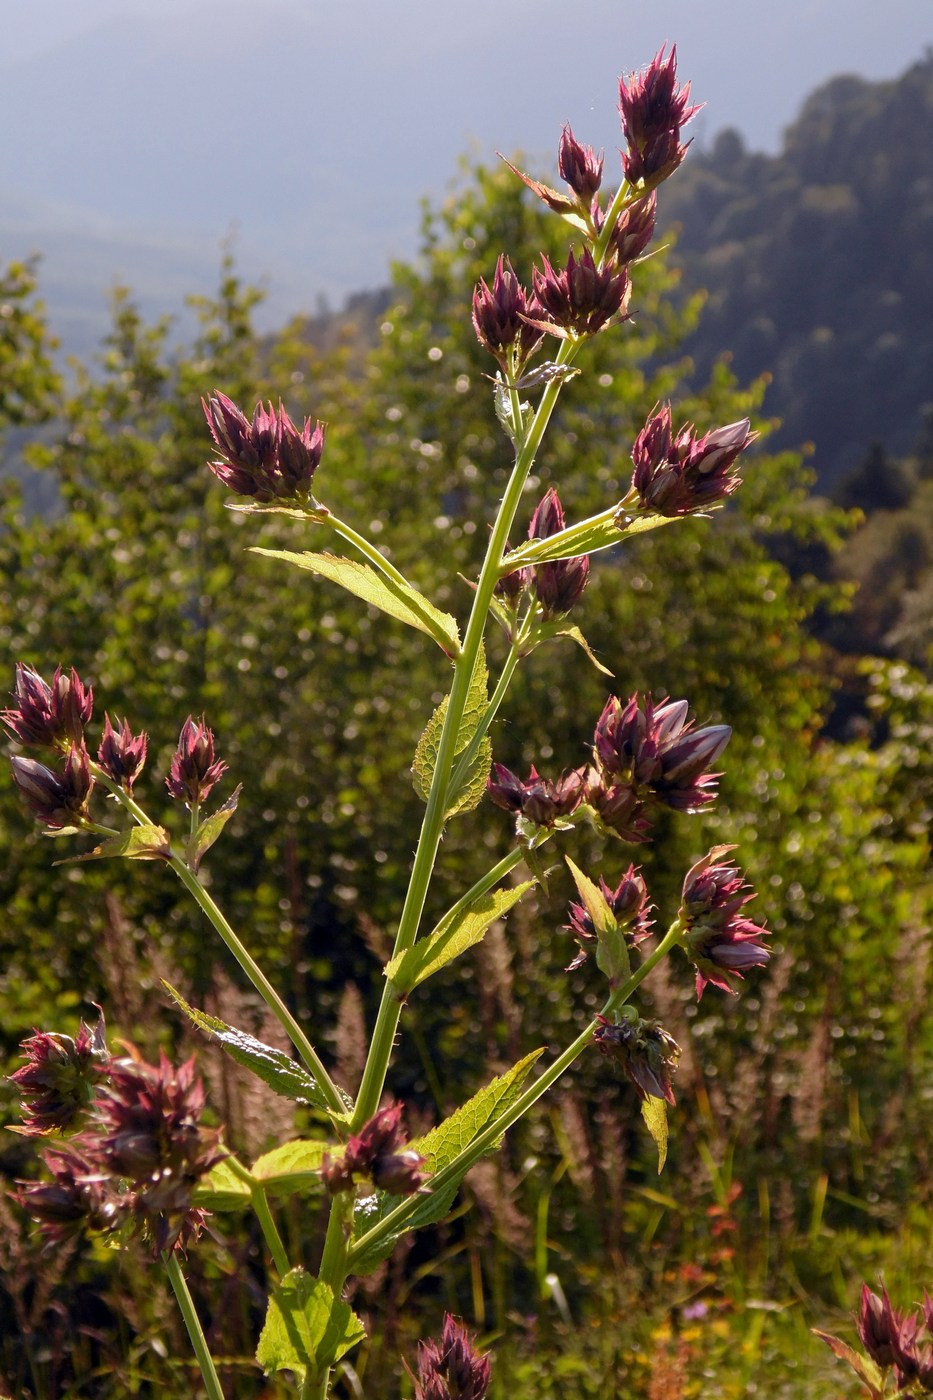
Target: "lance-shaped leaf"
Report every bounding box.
[251,1138,328,1197]
[534,620,613,676]
[811,1332,885,1399]
[55,824,172,865]
[385,881,535,994]
[185,784,242,872]
[412,645,491,817]
[350,1048,544,1274]
[251,549,460,656]
[162,981,348,1118]
[194,1156,253,1212]
[641,1094,670,1174]
[504,507,678,570]
[256,1269,365,1381]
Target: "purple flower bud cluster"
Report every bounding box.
[10,744,95,829]
[322,1102,426,1197]
[165,715,228,807]
[631,405,756,516]
[98,713,148,792]
[819,1283,933,1393]
[412,1314,491,1400]
[2,664,92,749]
[594,1013,680,1105]
[529,248,631,340]
[497,487,589,619]
[588,693,731,840]
[203,391,325,502]
[679,847,770,999]
[471,256,544,375]
[486,762,584,830]
[565,865,652,971]
[15,1028,222,1256]
[618,45,701,190]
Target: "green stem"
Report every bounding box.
[351,338,579,1133]
[91,767,348,1123]
[593,178,635,267]
[324,513,414,591]
[348,919,684,1267]
[224,1156,290,1277]
[164,1251,226,1400]
[448,641,522,794]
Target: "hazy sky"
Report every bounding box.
[2,0,931,340]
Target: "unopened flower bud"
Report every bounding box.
[594,1014,680,1104]
[531,248,631,338]
[323,1102,426,1197]
[487,763,584,828]
[608,193,657,264]
[3,664,93,749]
[526,488,590,617]
[680,847,770,998]
[165,716,228,806]
[11,743,94,829]
[632,405,756,516]
[11,1014,109,1134]
[97,714,148,792]
[204,392,325,502]
[471,256,543,372]
[618,46,700,189]
[558,125,603,203]
[413,1315,491,1400]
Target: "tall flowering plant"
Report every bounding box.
[5,49,770,1398]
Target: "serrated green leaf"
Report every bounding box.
[412,646,490,816]
[251,1139,328,1196]
[350,1048,544,1274]
[641,1094,669,1174]
[162,981,341,1115]
[193,1157,253,1212]
[256,1269,365,1380]
[184,784,242,872]
[385,881,534,992]
[250,549,460,655]
[54,824,172,865]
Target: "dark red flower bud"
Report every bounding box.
[165,716,227,806]
[323,1102,426,1197]
[413,1315,491,1400]
[594,1014,680,1104]
[97,713,148,792]
[608,193,657,265]
[11,743,94,829]
[526,488,590,617]
[856,1284,902,1369]
[204,392,325,502]
[593,693,729,814]
[566,865,652,969]
[680,847,770,998]
[18,1143,125,1244]
[531,248,631,339]
[11,1014,109,1134]
[3,663,93,749]
[632,405,756,516]
[487,763,584,829]
[471,256,543,372]
[584,772,653,843]
[558,125,603,203]
[618,46,700,189]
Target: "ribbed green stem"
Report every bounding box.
[164,1251,226,1400]
[91,767,348,1123]
[448,641,522,794]
[348,919,684,1267]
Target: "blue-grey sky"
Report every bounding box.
[2,0,930,344]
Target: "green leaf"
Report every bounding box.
[565,857,630,984]
[256,1269,365,1380]
[549,623,614,676]
[505,508,678,569]
[251,1138,328,1196]
[193,1156,252,1212]
[54,824,172,865]
[385,881,534,992]
[350,1048,544,1274]
[250,549,460,655]
[184,784,242,872]
[412,644,490,816]
[812,1331,885,1398]
[162,981,345,1117]
[641,1094,669,1174]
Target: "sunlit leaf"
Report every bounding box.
[256,1269,365,1380]
[385,881,534,992]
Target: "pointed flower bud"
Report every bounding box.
[3,663,93,750]
[584,772,653,843]
[11,743,94,829]
[680,847,770,998]
[487,762,584,829]
[11,1013,109,1135]
[557,125,603,203]
[526,487,590,617]
[204,391,325,502]
[165,716,227,806]
[608,193,657,265]
[592,693,729,815]
[566,865,652,969]
[632,405,756,515]
[594,1013,680,1104]
[322,1102,426,1197]
[471,256,543,373]
[531,248,631,339]
[18,1143,126,1245]
[413,1314,491,1400]
[97,713,148,792]
[618,46,701,189]
[856,1284,903,1370]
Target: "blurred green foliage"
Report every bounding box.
[0,158,929,1398]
